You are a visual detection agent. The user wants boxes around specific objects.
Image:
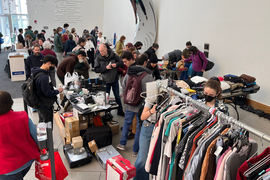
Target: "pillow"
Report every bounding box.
[220,81,230,90]
[190,76,208,84]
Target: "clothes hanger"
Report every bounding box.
[244,154,270,177]
[247,133,265,162]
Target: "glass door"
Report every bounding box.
[0,15,11,47]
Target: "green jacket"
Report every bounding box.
[54,33,63,52]
[24,30,35,39]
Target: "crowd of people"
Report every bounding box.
[0,22,222,179]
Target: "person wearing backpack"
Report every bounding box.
[31,55,63,125]
[117,52,154,157]
[95,44,125,116]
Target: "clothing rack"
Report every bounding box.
[156,80,270,143]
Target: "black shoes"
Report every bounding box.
[117,111,125,117]
[128,133,135,140]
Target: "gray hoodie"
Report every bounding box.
[122,65,154,112]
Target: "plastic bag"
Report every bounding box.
[35,151,68,180]
[64,72,79,85]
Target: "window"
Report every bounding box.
[0,0,28,47]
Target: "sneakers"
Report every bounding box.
[117,111,125,117]
[128,133,135,140]
[116,144,126,151]
[132,152,138,157]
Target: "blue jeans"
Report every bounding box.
[191,70,203,77]
[119,110,141,152]
[134,121,155,180]
[106,80,123,113]
[0,165,31,180]
[179,62,191,80]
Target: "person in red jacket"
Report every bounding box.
[0,91,39,179]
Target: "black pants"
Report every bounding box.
[37,107,54,128]
[0,164,31,180]
[87,49,95,69]
[57,74,65,85]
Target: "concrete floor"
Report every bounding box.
[10,71,270,180]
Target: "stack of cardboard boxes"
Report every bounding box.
[65,117,80,144]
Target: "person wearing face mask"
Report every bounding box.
[31,55,63,125]
[203,77,228,114]
[57,51,87,85]
[134,41,143,56]
[144,43,159,60]
[41,41,57,87]
[54,27,64,64]
[25,44,44,80]
[115,35,126,56]
[146,54,161,80]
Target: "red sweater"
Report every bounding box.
[41,49,57,57]
[0,110,39,174]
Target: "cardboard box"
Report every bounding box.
[60,93,64,100]
[72,136,83,149]
[79,121,88,130]
[54,112,66,144]
[108,122,119,135]
[88,140,98,153]
[106,155,136,180]
[65,116,79,132]
[65,129,80,144]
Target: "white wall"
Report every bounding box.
[153,0,270,106]
[27,0,270,106]
[27,0,104,38]
[103,0,135,44]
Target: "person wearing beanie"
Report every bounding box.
[125,42,135,50]
[146,54,161,80]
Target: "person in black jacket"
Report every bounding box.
[41,30,46,40]
[146,54,161,80]
[32,55,63,125]
[25,44,44,79]
[90,26,98,40]
[95,44,125,116]
[18,28,25,47]
[144,43,159,59]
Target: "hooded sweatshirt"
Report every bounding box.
[32,67,59,108]
[122,65,154,112]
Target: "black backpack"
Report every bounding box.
[21,72,44,109]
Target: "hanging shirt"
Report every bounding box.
[236,147,270,180]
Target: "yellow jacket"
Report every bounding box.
[115,40,124,56]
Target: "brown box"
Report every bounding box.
[88,140,98,153]
[79,121,88,130]
[72,136,83,149]
[108,122,119,135]
[54,112,67,144]
[65,129,80,144]
[78,115,89,130]
[65,116,79,132]
[60,93,64,100]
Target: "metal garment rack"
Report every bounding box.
[157,80,270,143]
